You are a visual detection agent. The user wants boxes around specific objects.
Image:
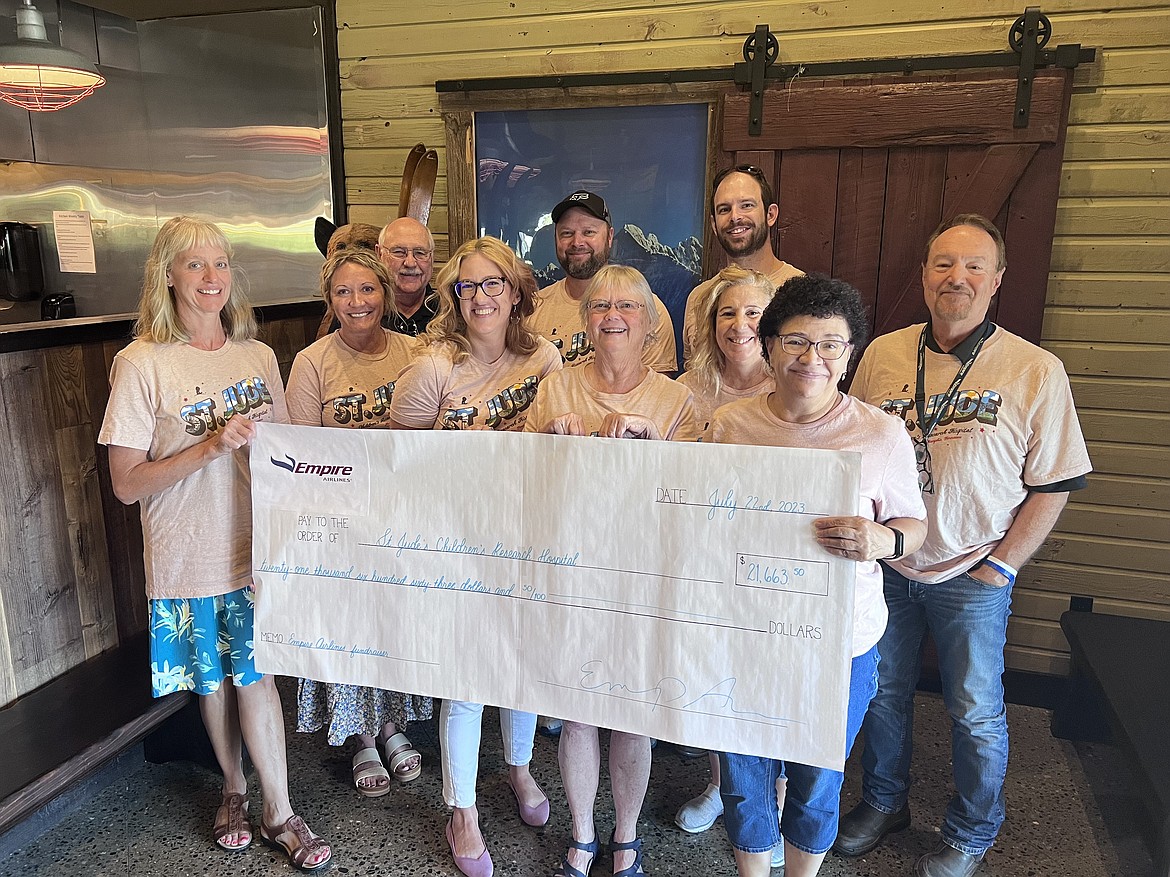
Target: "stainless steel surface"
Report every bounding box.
[0,4,334,327]
[0,101,34,160]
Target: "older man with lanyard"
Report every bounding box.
[837,214,1091,877]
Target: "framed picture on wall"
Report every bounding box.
[442,91,720,357]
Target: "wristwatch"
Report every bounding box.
[883,527,904,560]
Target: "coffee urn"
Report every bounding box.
[0,222,46,303]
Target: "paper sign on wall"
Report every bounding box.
[52,210,97,274]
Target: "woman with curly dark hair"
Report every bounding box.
[709,274,927,877]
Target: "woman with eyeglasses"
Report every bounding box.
[673,265,787,866]
[526,264,698,877]
[707,274,926,877]
[389,235,561,877]
[288,251,431,799]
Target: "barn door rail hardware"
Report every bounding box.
[436,7,1093,133]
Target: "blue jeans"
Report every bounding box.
[860,564,1012,856]
[720,646,879,855]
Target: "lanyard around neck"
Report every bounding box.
[914,323,993,440]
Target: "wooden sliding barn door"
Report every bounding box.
[716,69,1074,345]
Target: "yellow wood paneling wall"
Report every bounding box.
[335,0,1170,676]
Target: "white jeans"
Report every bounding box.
[440,699,537,808]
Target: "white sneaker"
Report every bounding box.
[770,842,785,870]
[674,783,723,833]
[536,716,562,737]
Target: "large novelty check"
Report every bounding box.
[251,423,861,771]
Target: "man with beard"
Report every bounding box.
[376,217,439,336]
[531,190,677,372]
[681,165,803,367]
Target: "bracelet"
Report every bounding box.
[982,555,1017,584]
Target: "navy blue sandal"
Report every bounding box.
[611,833,645,877]
[553,836,599,877]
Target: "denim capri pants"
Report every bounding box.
[719,645,879,855]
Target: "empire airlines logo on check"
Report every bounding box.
[270,453,354,483]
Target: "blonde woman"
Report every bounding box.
[678,266,775,438]
[390,236,561,877]
[288,251,431,797]
[99,217,330,871]
[673,266,783,864]
[526,264,698,877]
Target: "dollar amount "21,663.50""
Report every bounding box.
[734,553,830,597]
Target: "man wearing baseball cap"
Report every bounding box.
[532,190,677,373]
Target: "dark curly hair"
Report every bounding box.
[758,273,870,368]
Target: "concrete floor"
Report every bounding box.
[0,681,1154,877]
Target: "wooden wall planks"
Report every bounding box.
[0,312,316,707]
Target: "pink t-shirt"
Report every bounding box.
[389,337,563,431]
[708,393,925,655]
[850,323,1092,583]
[526,366,699,441]
[98,338,288,600]
[286,329,418,428]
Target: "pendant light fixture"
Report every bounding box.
[0,0,105,112]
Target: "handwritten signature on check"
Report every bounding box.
[577,659,786,723]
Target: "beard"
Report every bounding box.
[719,221,769,258]
[558,243,610,280]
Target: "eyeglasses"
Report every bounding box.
[585,299,646,315]
[386,247,433,261]
[453,276,508,299]
[775,334,852,360]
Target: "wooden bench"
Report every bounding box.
[1051,609,1170,877]
[0,632,190,835]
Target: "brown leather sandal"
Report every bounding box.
[213,792,252,851]
[260,814,332,871]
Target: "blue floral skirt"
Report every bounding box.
[149,586,262,697]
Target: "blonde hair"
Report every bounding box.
[320,250,399,323]
[579,264,660,348]
[135,216,256,343]
[688,266,775,395]
[424,236,540,363]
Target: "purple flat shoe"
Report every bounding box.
[445,819,493,877]
[506,775,550,827]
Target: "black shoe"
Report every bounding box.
[915,843,985,877]
[833,800,911,857]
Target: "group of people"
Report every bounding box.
[97,164,1091,877]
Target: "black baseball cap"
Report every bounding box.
[551,190,611,224]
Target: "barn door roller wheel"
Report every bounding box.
[742,26,779,136]
[1010,6,1051,129]
[1009,10,1052,52]
[742,28,779,65]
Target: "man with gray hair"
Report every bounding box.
[376,216,439,336]
[837,214,1091,877]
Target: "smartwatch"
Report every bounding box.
[883,527,904,560]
